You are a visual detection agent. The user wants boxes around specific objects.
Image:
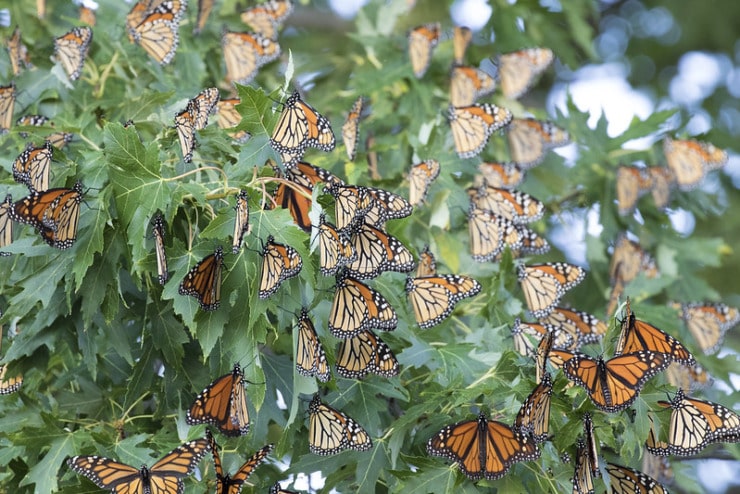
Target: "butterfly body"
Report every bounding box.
[186,363,250,436]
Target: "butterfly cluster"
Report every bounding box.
[1,2,738,493]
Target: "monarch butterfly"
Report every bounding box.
[408,159,440,206]
[152,213,168,284]
[13,142,52,193]
[427,411,540,481]
[449,66,497,107]
[222,31,281,85]
[191,87,221,130]
[663,137,727,190]
[207,429,273,494]
[178,246,224,311]
[657,388,740,455]
[467,184,545,224]
[512,318,577,355]
[475,162,525,190]
[408,23,441,78]
[216,98,251,143]
[416,245,437,277]
[0,195,13,256]
[187,363,250,436]
[641,449,673,487]
[495,47,554,99]
[362,187,414,228]
[572,438,595,494]
[605,463,668,494]
[0,83,15,134]
[467,207,517,262]
[583,412,600,479]
[295,308,330,382]
[270,483,299,494]
[16,115,51,140]
[452,26,472,66]
[540,307,607,347]
[557,350,669,412]
[448,103,513,159]
[616,166,653,216]
[232,190,251,254]
[336,329,398,379]
[345,219,414,279]
[514,373,552,442]
[7,27,32,76]
[11,181,83,249]
[126,0,186,65]
[678,302,740,355]
[287,161,344,189]
[506,118,570,169]
[0,326,23,394]
[37,0,46,18]
[609,235,658,285]
[317,213,355,276]
[665,361,710,391]
[80,5,96,25]
[270,90,336,166]
[272,180,312,232]
[324,183,372,231]
[54,27,92,81]
[308,393,373,455]
[67,438,210,493]
[518,263,586,318]
[328,272,398,338]
[615,301,696,366]
[534,331,554,384]
[175,88,219,163]
[365,134,381,180]
[405,274,481,329]
[46,131,74,149]
[648,166,674,210]
[240,0,294,39]
[259,235,302,299]
[193,0,214,34]
[645,414,672,457]
[342,97,364,161]
[500,215,548,258]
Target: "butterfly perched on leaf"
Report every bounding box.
[7,27,32,76]
[67,438,210,494]
[231,190,251,254]
[427,411,540,481]
[506,118,569,169]
[452,26,472,65]
[513,373,552,442]
[677,301,740,355]
[175,87,220,163]
[295,308,330,382]
[187,363,251,437]
[415,245,437,278]
[178,246,224,311]
[316,213,355,276]
[475,162,525,189]
[405,274,481,329]
[616,166,653,215]
[495,47,554,99]
[259,235,302,299]
[152,213,168,284]
[207,429,273,494]
[10,181,84,250]
[222,31,281,85]
[448,103,513,159]
[408,23,440,78]
[518,263,586,318]
[449,66,497,107]
[342,97,364,161]
[344,218,415,279]
[0,195,14,256]
[193,0,214,34]
[467,184,545,224]
[54,27,92,81]
[408,159,440,206]
[0,83,15,134]
[215,98,251,143]
[126,0,187,65]
[336,330,399,379]
[663,137,727,190]
[328,272,397,338]
[12,142,52,193]
[606,463,668,494]
[270,90,336,166]
[307,394,373,455]
[240,0,294,39]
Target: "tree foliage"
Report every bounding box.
[0,0,738,493]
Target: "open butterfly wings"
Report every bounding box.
[67,438,210,493]
[240,0,294,39]
[179,246,224,311]
[559,350,669,412]
[187,363,250,436]
[54,27,92,81]
[427,412,540,481]
[405,274,481,329]
[308,394,372,455]
[208,430,274,494]
[10,181,83,249]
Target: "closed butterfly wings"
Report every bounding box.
[240,0,294,39]
[178,246,224,311]
[342,97,364,161]
[259,235,303,299]
[11,181,83,249]
[308,394,372,455]
[496,48,554,99]
[448,103,513,159]
[296,309,330,382]
[328,273,397,338]
[270,90,336,166]
[317,214,355,276]
[518,263,586,318]
[0,84,15,134]
[126,0,186,65]
[663,137,727,190]
[408,160,440,206]
[405,274,481,329]
[344,219,415,279]
[54,27,92,81]
[187,363,250,436]
[449,66,496,107]
[506,118,569,169]
[0,195,14,256]
[336,330,399,379]
[408,23,440,78]
[12,142,52,193]
[679,302,739,355]
[222,31,281,85]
